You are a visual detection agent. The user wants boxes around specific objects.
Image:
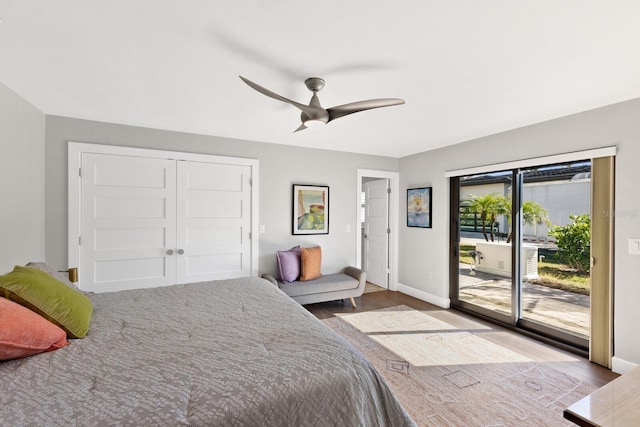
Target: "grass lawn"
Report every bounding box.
[530,262,590,295]
[459,244,590,295]
[460,244,475,265]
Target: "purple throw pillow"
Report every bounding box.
[276,246,301,283]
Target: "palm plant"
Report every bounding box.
[464,193,509,241]
[464,194,550,243]
[505,200,551,243]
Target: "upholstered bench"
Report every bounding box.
[262,266,366,308]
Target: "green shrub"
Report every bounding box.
[549,214,590,273]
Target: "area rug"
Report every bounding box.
[322,305,596,426]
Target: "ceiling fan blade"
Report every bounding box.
[239,76,316,115]
[294,123,307,132]
[327,98,405,122]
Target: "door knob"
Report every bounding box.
[177,249,185,255]
[166,249,174,255]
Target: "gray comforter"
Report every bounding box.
[1,277,415,426]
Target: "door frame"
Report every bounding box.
[356,169,399,291]
[448,147,617,359]
[450,166,590,350]
[68,142,260,281]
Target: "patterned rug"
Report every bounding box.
[322,305,595,426]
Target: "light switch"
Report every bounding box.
[346,224,351,233]
[259,225,266,234]
[628,238,640,255]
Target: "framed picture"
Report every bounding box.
[293,184,329,235]
[407,187,432,228]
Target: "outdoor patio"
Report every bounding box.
[459,263,589,339]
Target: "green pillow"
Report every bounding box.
[0,266,93,338]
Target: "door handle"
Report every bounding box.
[166,249,174,255]
[177,249,185,255]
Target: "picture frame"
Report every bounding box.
[407,187,432,228]
[293,184,329,235]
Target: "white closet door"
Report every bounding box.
[364,179,389,288]
[80,153,177,292]
[176,161,252,283]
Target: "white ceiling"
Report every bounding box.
[1,1,640,158]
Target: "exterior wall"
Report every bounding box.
[0,82,45,272]
[522,180,590,240]
[460,183,505,200]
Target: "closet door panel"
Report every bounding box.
[176,161,252,283]
[80,153,177,292]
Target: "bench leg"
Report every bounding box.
[349,297,357,308]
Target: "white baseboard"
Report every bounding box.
[396,283,450,308]
[611,356,638,375]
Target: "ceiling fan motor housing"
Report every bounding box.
[304,77,325,92]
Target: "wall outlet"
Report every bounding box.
[629,238,640,255]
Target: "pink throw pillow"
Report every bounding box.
[0,297,69,361]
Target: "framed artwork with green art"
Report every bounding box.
[293,184,329,235]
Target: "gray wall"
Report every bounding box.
[44,116,399,277]
[0,83,45,272]
[398,97,640,369]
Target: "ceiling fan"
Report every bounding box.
[239,76,405,132]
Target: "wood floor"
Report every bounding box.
[305,290,618,388]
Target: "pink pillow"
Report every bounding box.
[276,246,301,283]
[0,297,69,361]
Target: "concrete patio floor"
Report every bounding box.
[459,263,589,339]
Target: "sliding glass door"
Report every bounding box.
[451,161,592,349]
[519,163,591,342]
[456,169,514,324]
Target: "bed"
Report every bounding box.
[0,274,415,426]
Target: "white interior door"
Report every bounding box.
[364,179,389,288]
[176,161,252,283]
[80,153,177,292]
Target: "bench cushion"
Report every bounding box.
[278,273,358,298]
